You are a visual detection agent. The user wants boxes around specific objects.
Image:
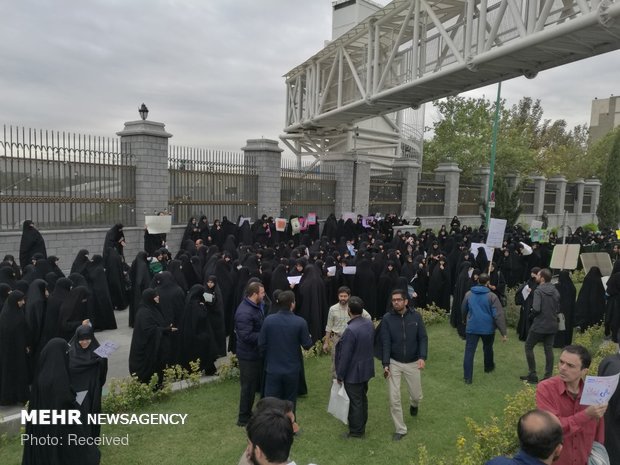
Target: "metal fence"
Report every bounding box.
[582,191,593,214]
[543,189,557,214]
[369,175,403,215]
[458,182,482,216]
[0,125,135,231]
[168,146,258,224]
[520,187,535,214]
[280,159,336,219]
[417,176,445,216]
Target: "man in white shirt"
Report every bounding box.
[323,286,371,378]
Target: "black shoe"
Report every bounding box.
[410,405,418,416]
[236,420,248,427]
[484,365,495,373]
[342,432,364,439]
[464,378,472,384]
[393,432,407,441]
[520,374,538,384]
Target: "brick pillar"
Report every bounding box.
[322,152,371,216]
[474,166,490,204]
[117,120,172,218]
[531,175,547,218]
[393,157,421,219]
[548,176,567,214]
[434,162,461,218]
[585,178,602,215]
[574,178,585,215]
[242,139,283,218]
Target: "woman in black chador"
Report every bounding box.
[102,224,129,310]
[19,220,47,271]
[85,254,117,331]
[68,325,108,438]
[22,338,101,465]
[297,264,328,342]
[129,289,176,385]
[40,277,72,349]
[25,279,48,362]
[554,270,576,347]
[204,275,226,361]
[180,284,218,374]
[58,286,91,342]
[0,290,29,405]
[128,251,151,328]
[575,266,606,331]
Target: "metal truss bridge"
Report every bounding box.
[281,0,620,158]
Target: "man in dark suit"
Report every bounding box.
[258,290,313,409]
[335,296,375,439]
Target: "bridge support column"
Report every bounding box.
[434,162,461,219]
[242,139,283,219]
[393,157,421,219]
[117,119,172,218]
[322,153,371,216]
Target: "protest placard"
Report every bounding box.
[145,215,172,234]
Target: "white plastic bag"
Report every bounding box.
[327,379,349,425]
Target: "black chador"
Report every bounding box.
[0,291,29,405]
[68,325,108,438]
[22,338,101,465]
[19,220,47,271]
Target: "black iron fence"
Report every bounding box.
[417,176,445,216]
[168,146,258,224]
[369,175,403,215]
[458,182,482,216]
[543,189,557,214]
[280,159,336,219]
[0,125,135,230]
[520,187,535,214]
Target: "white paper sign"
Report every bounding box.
[342,266,357,275]
[93,340,120,359]
[486,218,507,248]
[275,218,287,232]
[203,292,214,303]
[327,266,336,277]
[238,217,252,227]
[145,215,172,234]
[549,244,581,270]
[602,276,610,290]
[287,275,302,285]
[342,212,356,223]
[521,285,532,302]
[76,390,88,406]
[470,243,494,262]
[580,373,620,405]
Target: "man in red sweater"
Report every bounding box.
[536,345,607,465]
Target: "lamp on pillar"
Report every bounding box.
[139,103,149,121]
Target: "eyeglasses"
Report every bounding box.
[391,298,404,302]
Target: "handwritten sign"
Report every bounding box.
[486,218,507,248]
[342,266,357,275]
[470,243,494,262]
[93,340,120,359]
[287,275,302,285]
[580,373,619,405]
[549,244,581,270]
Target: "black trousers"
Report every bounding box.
[344,381,368,436]
[238,359,262,424]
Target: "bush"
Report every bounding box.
[582,222,599,233]
[102,362,202,413]
[420,304,449,326]
[215,353,240,380]
[503,288,521,329]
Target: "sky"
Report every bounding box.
[1,0,619,152]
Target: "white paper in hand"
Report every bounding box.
[327,380,350,424]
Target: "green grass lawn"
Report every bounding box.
[0,322,560,465]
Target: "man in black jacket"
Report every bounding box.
[380,289,428,441]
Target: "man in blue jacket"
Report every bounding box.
[380,289,428,441]
[235,281,266,426]
[461,273,507,384]
[258,290,313,409]
[335,296,375,439]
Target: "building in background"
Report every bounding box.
[590,95,620,143]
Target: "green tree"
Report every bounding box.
[479,177,523,227]
[424,96,589,179]
[596,129,620,229]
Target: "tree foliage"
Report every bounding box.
[479,177,523,228]
[596,129,620,229]
[424,96,593,179]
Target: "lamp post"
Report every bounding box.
[485,82,501,228]
[139,103,149,121]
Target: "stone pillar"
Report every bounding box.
[574,178,585,215]
[117,120,172,220]
[242,139,283,218]
[504,173,520,194]
[322,152,371,216]
[548,176,567,215]
[584,178,602,218]
[474,166,490,204]
[434,162,461,218]
[531,175,547,218]
[393,157,421,219]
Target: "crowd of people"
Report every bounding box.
[1,213,619,464]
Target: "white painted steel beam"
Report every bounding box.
[283,0,620,138]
